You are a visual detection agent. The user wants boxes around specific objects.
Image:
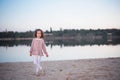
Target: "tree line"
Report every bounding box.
[0,29,120,38]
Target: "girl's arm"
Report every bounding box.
[42,39,48,57]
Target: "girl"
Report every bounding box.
[30,29,48,76]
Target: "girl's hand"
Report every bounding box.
[46,54,49,57]
[30,53,32,56]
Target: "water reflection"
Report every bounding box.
[0,37,120,47]
[0,40,31,47]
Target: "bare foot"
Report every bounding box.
[35,72,40,77]
[41,69,45,76]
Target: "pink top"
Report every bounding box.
[30,38,48,56]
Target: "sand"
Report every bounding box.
[0,58,120,80]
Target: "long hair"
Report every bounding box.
[34,29,44,38]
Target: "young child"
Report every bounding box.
[29,29,48,76]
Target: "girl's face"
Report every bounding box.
[36,30,42,38]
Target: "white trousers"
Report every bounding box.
[33,55,42,73]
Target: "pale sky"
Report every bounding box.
[0,0,120,32]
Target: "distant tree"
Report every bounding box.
[50,27,52,33]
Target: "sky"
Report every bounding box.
[0,0,120,32]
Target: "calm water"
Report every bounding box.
[0,44,120,63]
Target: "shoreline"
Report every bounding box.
[0,57,120,80]
[0,57,120,63]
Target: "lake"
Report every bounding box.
[0,40,120,63]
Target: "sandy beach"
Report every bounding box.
[0,58,120,80]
